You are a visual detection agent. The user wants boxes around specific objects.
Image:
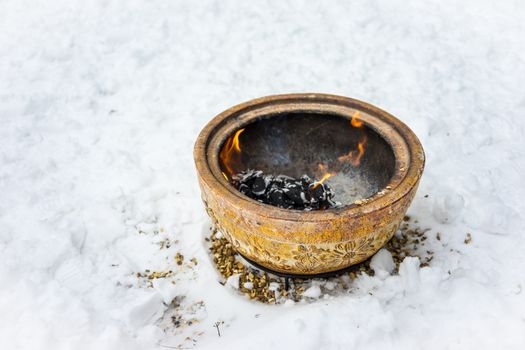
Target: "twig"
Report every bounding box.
[213,321,223,337]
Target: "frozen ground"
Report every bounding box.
[1,0,525,349]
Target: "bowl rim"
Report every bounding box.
[194,93,425,222]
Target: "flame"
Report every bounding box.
[311,172,335,190]
[231,128,243,152]
[311,163,336,190]
[337,112,367,166]
[311,113,368,189]
[350,112,363,127]
[220,128,245,179]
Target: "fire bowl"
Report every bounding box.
[194,93,424,275]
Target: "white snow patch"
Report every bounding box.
[302,285,322,299]
[151,278,178,305]
[123,291,165,329]
[432,191,465,224]
[225,274,240,290]
[268,282,280,291]
[370,248,395,280]
[399,257,421,293]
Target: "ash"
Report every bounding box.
[328,172,378,205]
[231,170,339,210]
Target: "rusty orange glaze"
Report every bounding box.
[194,93,425,275]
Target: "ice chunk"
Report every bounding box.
[225,274,240,289]
[302,285,322,298]
[399,257,421,292]
[283,299,295,307]
[324,281,336,290]
[370,249,395,280]
[268,282,280,291]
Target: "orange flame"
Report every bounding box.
[311,172,335,190]
[351,112,363,127]
[311,163,336,190]
[337,112,367,166]
[220,128,245,179]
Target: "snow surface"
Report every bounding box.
[1,0,525,349]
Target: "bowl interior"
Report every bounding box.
[219,112,396,206]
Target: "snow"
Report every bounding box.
[370,249,395,279]
[243,282,254,290]
[398,257,421,293]
[1,0,525,349]
[302,285,322,299]
[225,274,240,290]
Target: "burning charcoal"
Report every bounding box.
[300,175,313,187]
[284,185,304,206]
[251,176,266,195]
[309,183,327,201]
[268,189,287,207]
[308,182,336,209]
[238,184,250,195]
[231,170,339,210]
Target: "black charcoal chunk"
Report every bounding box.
[251,176,266,195]
[268,189,286,207]
[231,169,338,210]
